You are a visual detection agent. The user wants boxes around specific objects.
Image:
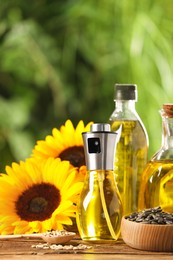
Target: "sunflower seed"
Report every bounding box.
[32,243,92,251]
[125,206,173,225]
[44,230,74,237]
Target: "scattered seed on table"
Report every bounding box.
[31,243,92,251]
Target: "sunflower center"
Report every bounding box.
[59,146,85,167]
[16,183,61,221]
[29,197,48,213]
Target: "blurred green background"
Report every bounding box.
[0,0,173,172]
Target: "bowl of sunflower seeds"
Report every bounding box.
[121,206,173,252]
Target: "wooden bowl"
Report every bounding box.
[121,217,173,252]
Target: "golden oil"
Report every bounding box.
[76,170,122,242]
[109,120,148,215]
[138,160,173,213]
[139,104,173,213]
[109,84,148,215]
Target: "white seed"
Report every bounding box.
[32,243,92,251]
[56,245,63,250]
[43,246,49,249]
[50,244,58,250]
[36,244,44,248]
[44,230,74,237]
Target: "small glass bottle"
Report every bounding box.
[108,84,148,216]
[139,104,173,213]
[76,123,122,242]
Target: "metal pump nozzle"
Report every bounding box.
[82,123,118,170]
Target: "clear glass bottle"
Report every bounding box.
[139,104,173,213]
[76,123,122,242]
[108,84,148,216]
[77,170,122,242]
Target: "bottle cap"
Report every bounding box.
[114,84,137,101]
[91,123,111,132]
[82,123,118,170]
[162,104,173,118]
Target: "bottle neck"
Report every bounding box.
[113,100,138,120]
[115,100,136,112]
[162,116,173,149]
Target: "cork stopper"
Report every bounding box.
[162,104,173,118]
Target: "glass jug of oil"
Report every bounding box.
[139,104,173,213]
[76,123,122,242]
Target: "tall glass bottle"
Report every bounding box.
[139,104,173,213]
[108,84,148,216]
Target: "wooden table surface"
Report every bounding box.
[0,236,173,260]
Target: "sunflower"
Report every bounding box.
[32,119,93,181]
[0,158,83,235]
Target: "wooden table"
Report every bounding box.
[0,236,173,260]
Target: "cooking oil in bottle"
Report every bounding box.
[139,104,173,213]
[110,120,148,215]
[109,84,148,216]
[77,170,122,242]
[76,123,122,242]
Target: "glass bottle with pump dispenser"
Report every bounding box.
[108,84,148,216]
[76,123,122,242]
[139,104,173,213]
